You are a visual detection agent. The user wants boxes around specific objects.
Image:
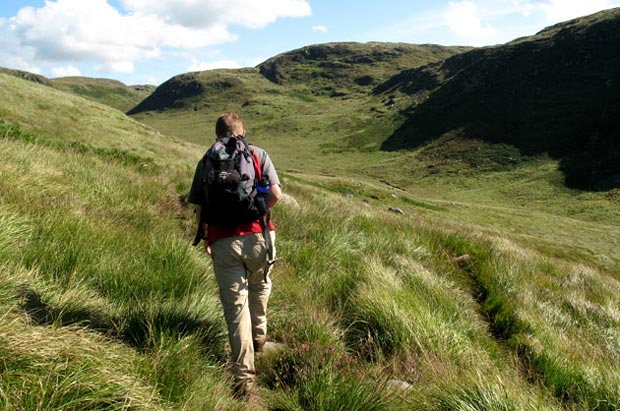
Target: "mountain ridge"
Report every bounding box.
[376,7,620,190]
[127,42,468,115]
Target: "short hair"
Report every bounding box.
[215,112,244,137]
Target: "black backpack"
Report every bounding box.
[200,136,268,227]
[192,136,276,279]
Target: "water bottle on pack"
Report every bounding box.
[256,177,270,214]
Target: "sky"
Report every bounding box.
[1,0,619,86]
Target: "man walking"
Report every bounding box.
[188,112,282,399]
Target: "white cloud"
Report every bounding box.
[312,25,328,33]
[145,76,159,85]
[536,0,618,22]
[365,0,618,48]
[0,0,311,76]
[0,18,40,73]
[51,65,82,77]
[120,0,311,29]
[188,59,243,72]
[445,1,496,41]
[512,1,536,16]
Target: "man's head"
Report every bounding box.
[215,112,245,138]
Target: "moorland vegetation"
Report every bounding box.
[1,8,619,411]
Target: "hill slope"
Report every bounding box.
[127,42,467,114]
[49,76,156,113]
[126,43,472,185]
[0,67,155,112]
[257,42,471,96]
[377,7,620,190]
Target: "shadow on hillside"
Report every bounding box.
[19,287,226,360]
[19,286,110,330]
[379,12,620,191]
[121,306,226,360]
[384,105,620,191]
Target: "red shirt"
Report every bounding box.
[206,219,275,245]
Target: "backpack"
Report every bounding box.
[193,136,276,279]
[200,136,267,227]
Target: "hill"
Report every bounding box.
[126,42,472,189]
[127,10,620,195]
[127,42,467,116]
[1,70,620,410]
[49,76,156,113]
[0,67,155,112]
[127,68,259,115]
[256,42,471,96]
[2,10,620,410]
[377,7,620,191]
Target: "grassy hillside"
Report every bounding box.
[49,77,156,113]
[257,42,471,96]
[124,11,620,198]
[127,66,407,178]
[0,67,155,112]
[378,7,620,191]
[2,62,620,411]
[127,30,620,228]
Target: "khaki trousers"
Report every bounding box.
[210,231,275,384]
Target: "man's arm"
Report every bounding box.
[268,184,282,208]
[195,205,207,238]
[195,205,202,226]
[194,205,210,253]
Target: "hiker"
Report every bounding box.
[188,112,282,399]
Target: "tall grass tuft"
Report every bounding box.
[433,380,523,411]
[264,342,400,411]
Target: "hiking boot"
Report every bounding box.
[232,379,254,401]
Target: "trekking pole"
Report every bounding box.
[262,213,277,282]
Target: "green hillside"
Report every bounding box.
[1,10,620,411]
[0,67,155,112]
[257,42,471,96]
[50,77,156,113]
[2,70,620,410]
[378,7,620,191]
[126,42,468,172]
[127,29,619,226]
[129,42,469,115]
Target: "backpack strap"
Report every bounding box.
[237,136,262,181]
[239,138,276,282]
[250,148,262,181]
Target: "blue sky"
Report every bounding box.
[1,0,619,85]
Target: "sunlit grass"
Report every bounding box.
[1,71,619,410]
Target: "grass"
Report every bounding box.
[0,73,240,410]
[49,76,155,113]
[0,68,155,112]
[1,65,619,410]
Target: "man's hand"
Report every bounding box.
[202,223,210,254]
